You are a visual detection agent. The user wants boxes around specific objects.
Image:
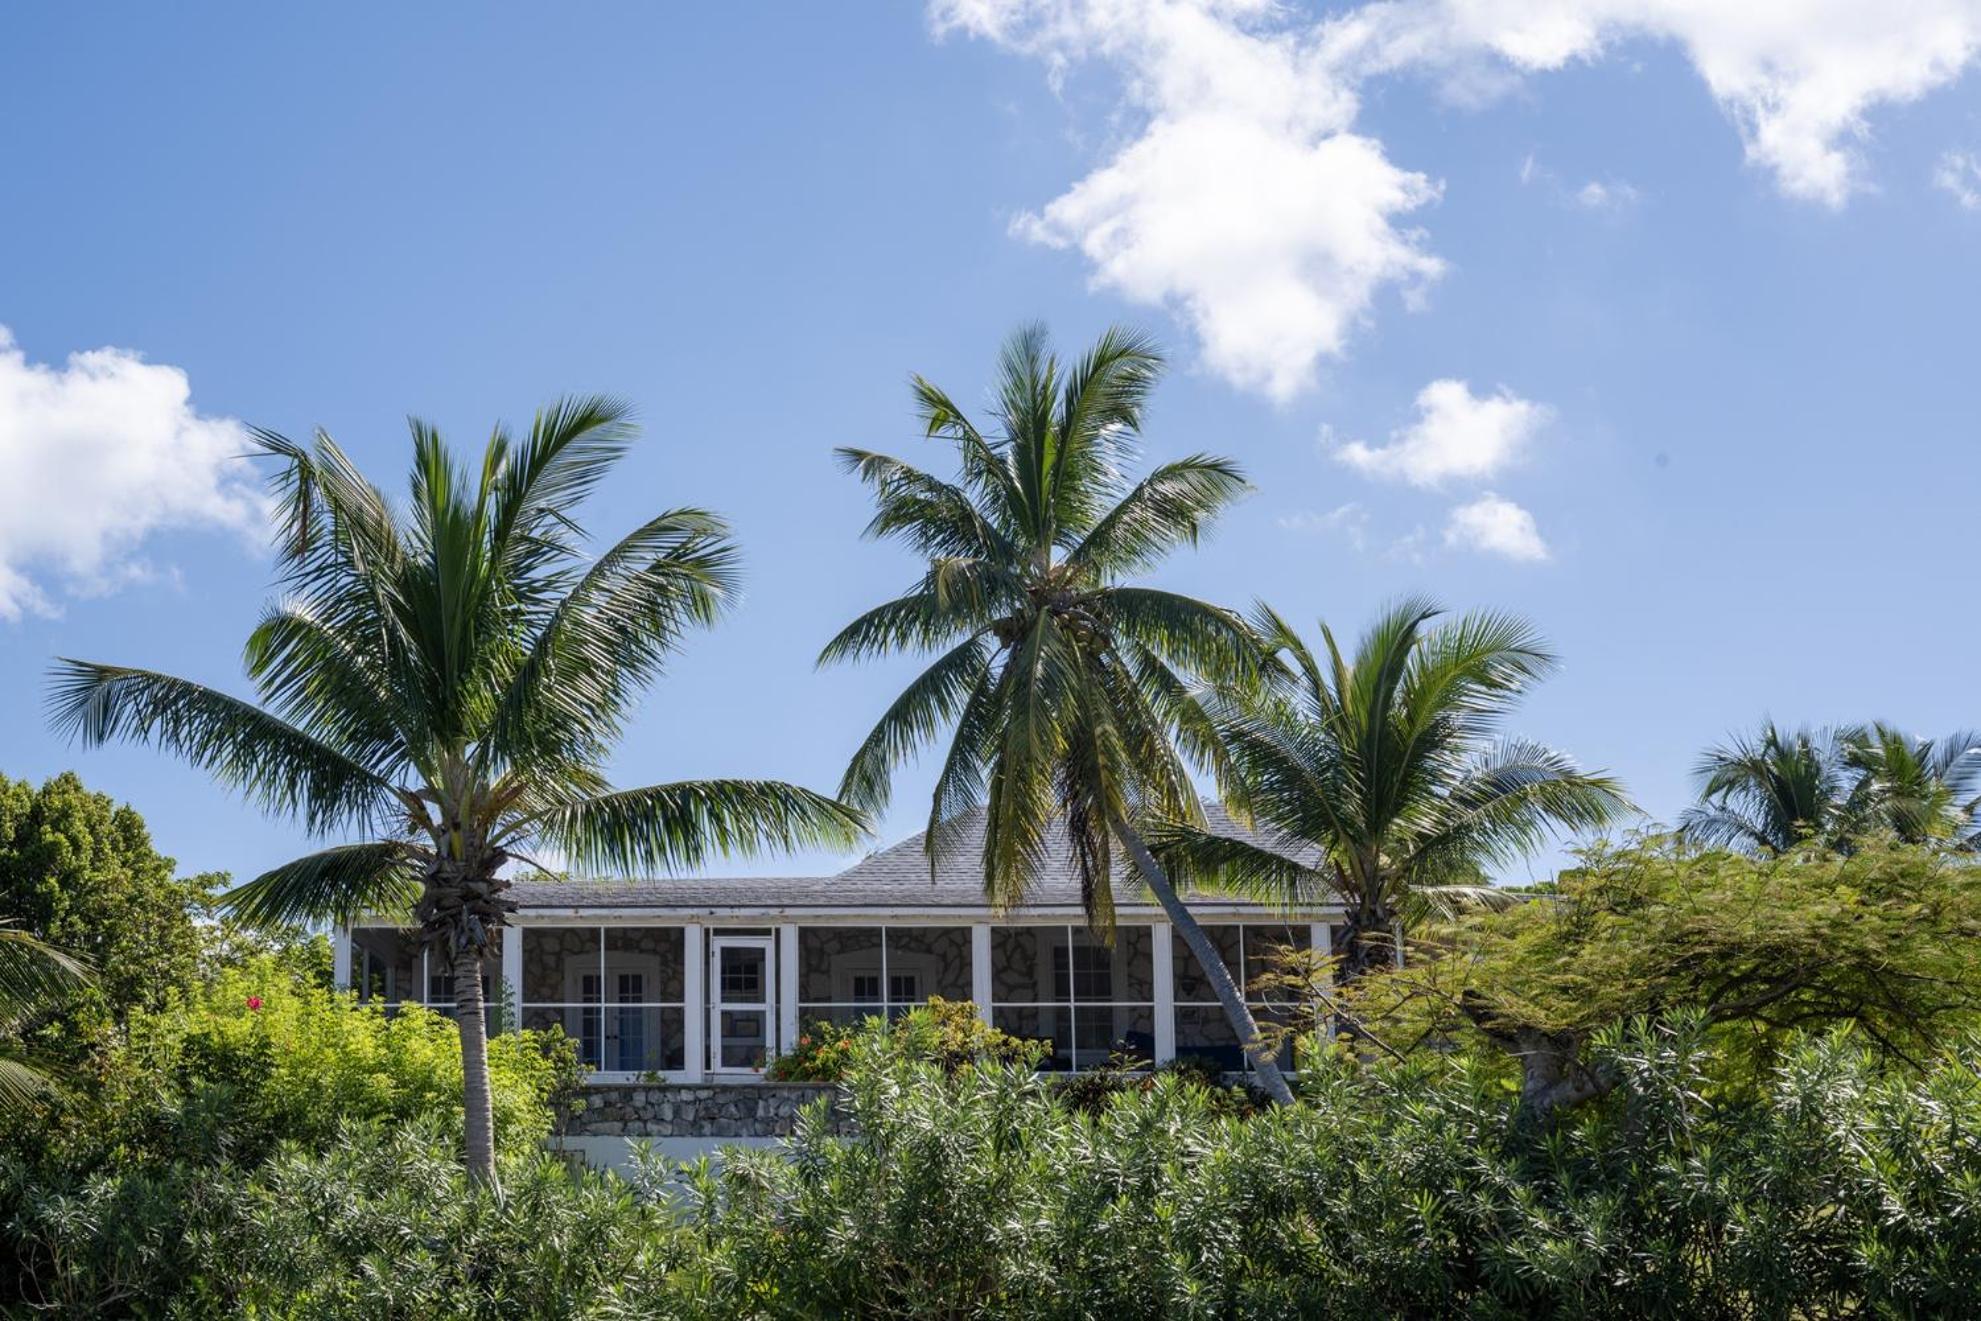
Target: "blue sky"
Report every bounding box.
[2,3,1978,887]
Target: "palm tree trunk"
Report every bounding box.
[452,951,499,1187]
[1113,819,1297,1107]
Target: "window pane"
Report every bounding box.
[522,927,600,1003]
[718,1009,769,1069]
[883,926,973,1003]
[1243,924,1311,1001]
[716,945,768,1002]
[796,1005,884,1029]
[351,928,418,1004]
[992,1006,1071,1071]
[1051,926,1154,1002]
[990,927,1056,1004]
[1079,1004,1155,1067]
[1250,1002,1307,1072]
[605,927,685,1002]
[1171,926,1242,1004]
[798,927,882,1003]
[1174,1006,1246,1073]
[522,1004,603,1069]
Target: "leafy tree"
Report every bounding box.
[0,920,87,1110]
[822,324,1298,1103]
[1681,721,1981,853]
[49,398,865,1182]
[1149,599,1629,979]
[0,771,212,1026]
[1344,839,1981,1118]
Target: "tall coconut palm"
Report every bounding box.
[1843,724,1981,849]
[1681,720,1981,854]
[1146,599,1631,980]
[49,399,865,1182]
[821,323,1297,1104]
[0,920,88,1111]
[1678,722,1861,854]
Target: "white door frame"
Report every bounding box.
[708,934,775,1075]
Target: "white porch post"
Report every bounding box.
[1313,922,1336,1042]
[501,927,523,1034]
[683,924,706,1083]
[1152,920,1175,1063]
[330,925,352,991]
[970,923,993,1026]
[777,923,799,1059]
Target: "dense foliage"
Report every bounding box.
[1343,839,1981,1116]
[1,951,582,1310]
[766,996,1038,1082]
[14,1012,1981,1316]
[0,771,217,1032]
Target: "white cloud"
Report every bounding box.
[934,2,1981,393]
[1335,378,1550,487]
[1935,149,1981,207]
[933,0,1445,400]
[1278,500,1370,548]
[0,326,265,620]
[1327,0,1981,208]
[1574,178,1640,211]
[1444,492,1549,561]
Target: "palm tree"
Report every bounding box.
[1146,600,1631,980]
[1681,720,1981,854]
[821,323,1299,1104]
[1678,722,1858,854]
[0,920,88,1111]
[49,398,865,1182]
[1843,724,1981,848]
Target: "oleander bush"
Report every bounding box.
[10,1011,1981,1316]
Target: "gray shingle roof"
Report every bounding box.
[508,805,1335,917]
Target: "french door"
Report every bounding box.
[709,936,774,1073]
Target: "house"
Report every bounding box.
[331,809,1341,1158]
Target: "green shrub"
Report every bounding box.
[765,997,1040,1082]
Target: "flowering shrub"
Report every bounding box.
[766,998,1040,1082]
[765,1017,861,1081]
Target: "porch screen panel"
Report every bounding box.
[797,927,971,1027]
[1172,924,1314,1073]
[350,927,500,1024]
[519,927,686,1073]
[989,925,1155,1070]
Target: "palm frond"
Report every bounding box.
[47,662,396,835]
[839,634,995,816]
[221,842,426,929]
[1068,455,1250,576]
[532,781,868,876]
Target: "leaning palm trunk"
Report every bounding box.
[451,953,497,1186]
[1115,821,1295,1106]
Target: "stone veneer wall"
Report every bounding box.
[565,1082,845,1139]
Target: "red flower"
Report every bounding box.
[246,995,264,1011]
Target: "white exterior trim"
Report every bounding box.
[331,925,352,990]
[500,928,522,1031]
[682,924,706,1083]
[1151,921,1175,1063]
[970,924,992,1026]
[777,924,798,1059]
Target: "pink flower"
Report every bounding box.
[246,995,264,1011]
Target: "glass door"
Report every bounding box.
[709,936,773,1073]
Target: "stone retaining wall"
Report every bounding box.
[564,1082,844,1140]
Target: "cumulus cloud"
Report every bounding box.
[1936,149,1981,208]
[1443,491,1549,561]
[1326,0,1981,208]
[0,326,264,619]
[1335,378,1550,487]
[934,2,1981,392]
[1278,500,1370,549]
[933,0,1445,400]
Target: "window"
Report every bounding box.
[991,926,1155,1070]
[1172,924,1315,1075]
[797,926,973,1027]
[518,927,688,1074]
[350,927,500,1030]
